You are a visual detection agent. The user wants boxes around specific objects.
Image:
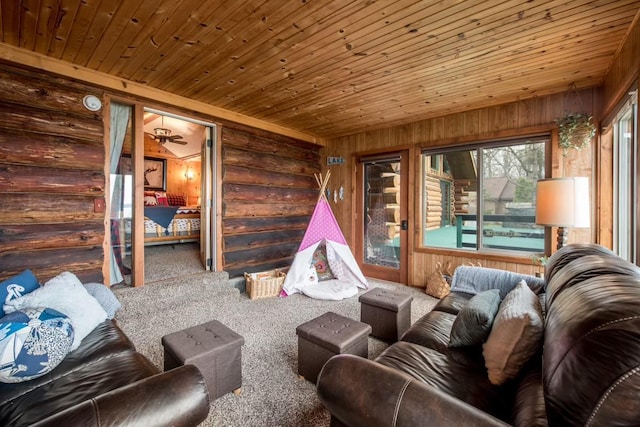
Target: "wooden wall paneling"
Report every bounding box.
[597,128,614,249]
[326,88,599,286]
[602,13,640,117]
[0,62,105,282]
[220,124,321,277]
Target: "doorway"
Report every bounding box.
[356,151,409,283]
[109,105,217,286]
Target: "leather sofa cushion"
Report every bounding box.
[376,341,514,422]
[0,350,158,426]
[0,320,137,406]
[432,292,473,315]
[401,306,485,365]
[512,361,547,427]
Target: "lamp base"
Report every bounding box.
[556,227,568,250]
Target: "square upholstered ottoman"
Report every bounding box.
[296,311,371,384]
[359,288,413,342]
[162,320,244,400]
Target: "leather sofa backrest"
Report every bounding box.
[543,244,640,426]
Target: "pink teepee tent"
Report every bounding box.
[281,172,368,299]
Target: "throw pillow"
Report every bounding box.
[312,244,335,281]
[144,195,158,206]
[449,289,501,347]
[4,271,107,351]
[143,191,158,206]
[0,307,74,383]
[0,270,40,317]
[483,280,544,385]
[155,191,169,206]
[166,193,187,206]
[84,283,122,320]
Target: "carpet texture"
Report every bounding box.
[114,244,438,427]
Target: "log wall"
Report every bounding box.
[0,62,324,284]
[0,62,105,283]
[220,124,321,277]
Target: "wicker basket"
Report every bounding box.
[244,269,286,300]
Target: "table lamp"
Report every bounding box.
[535,177,590,250]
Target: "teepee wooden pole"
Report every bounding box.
[316,171,331,202]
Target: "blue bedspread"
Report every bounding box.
[144,206,179,234]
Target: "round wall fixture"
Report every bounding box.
[83,95,102,111]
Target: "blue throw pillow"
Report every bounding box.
[0,307,74,383]
[0,270,40,317]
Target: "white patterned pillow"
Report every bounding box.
[4,272,107,350]
[0,307,74,383]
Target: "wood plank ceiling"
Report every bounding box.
[1,0,638,140]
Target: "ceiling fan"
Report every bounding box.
[145,116,188,145]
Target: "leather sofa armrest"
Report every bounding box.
[31,365,210,427]
[317,354,509,427]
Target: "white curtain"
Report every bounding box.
[109,103,131,285]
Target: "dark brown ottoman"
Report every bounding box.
[162,320,244,400]
[296,311,371,384]
[359,288,413,342]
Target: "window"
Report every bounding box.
[612,90,638,263]
[421,137,547,254]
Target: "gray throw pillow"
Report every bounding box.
[84,282,122,320]
[483,280,544,385]
[449,289,501,347]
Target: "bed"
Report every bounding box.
[141,206,201,246]
[123,192,201,246]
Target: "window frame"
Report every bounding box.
[419,134,550,258]
[611,90,638,263]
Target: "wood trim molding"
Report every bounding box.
[0,42,321,145]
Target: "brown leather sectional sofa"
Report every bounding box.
[0,320,210,426]
[317,243,640,426]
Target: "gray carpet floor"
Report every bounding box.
[113,243,438,427]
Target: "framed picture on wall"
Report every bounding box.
[116,155,167,191]
[143,157,166,191]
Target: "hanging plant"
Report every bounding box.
[555,112,596,155]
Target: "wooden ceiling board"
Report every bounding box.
[244,1,630,118]
[45,0,81,59]
[115,0,241,79]
[105,0,201,77]
[281,26,626,128]
[138,0,298,87]
[206,0,541,110]
[1,0,638,139]
[164,0,377,98]
[249,3,636,135]
[32,0,61,54]
[152,0,345,92]
[89,1,164,71]
[187,0,451,106]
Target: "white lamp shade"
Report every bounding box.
[535,177,590,228]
